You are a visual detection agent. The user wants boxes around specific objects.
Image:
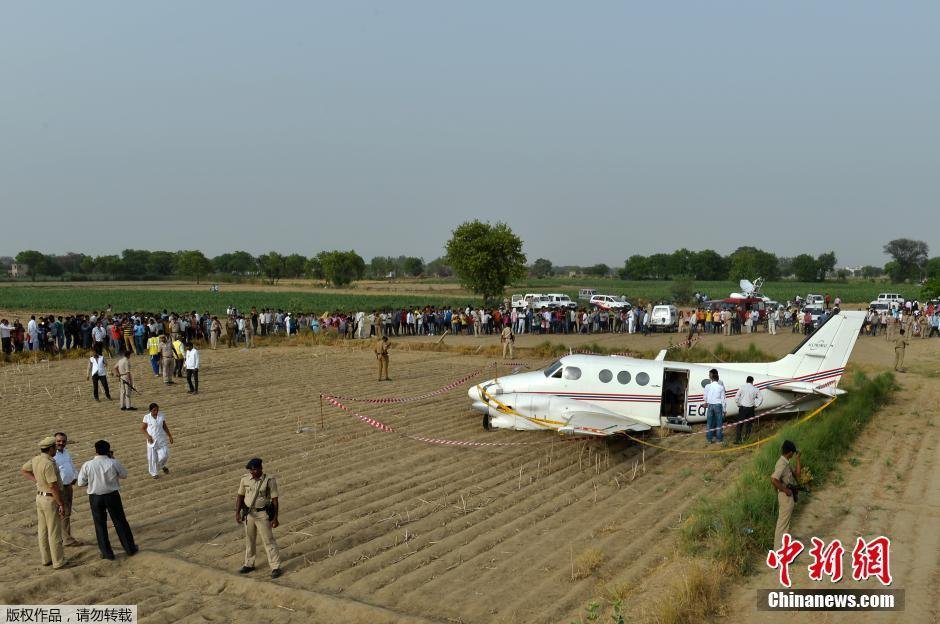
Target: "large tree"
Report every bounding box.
[790,254,819,282]
[258,251,286,284]
[318,250,365,287]
[727,246,779,281]
[883,238,928,282]
[445,220,526,304]
[620,255,650,280]
[14,250,46,280]
[283,253,307,278]
[402,256,424,277]
[690,249,728,280]
[815,251,836,281]
[176,250,212,284]
[925,257,940,279]
[531,258,553,278]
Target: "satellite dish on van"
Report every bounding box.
[739,279,755,296]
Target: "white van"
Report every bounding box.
[650,305,680,331]
[512,293,547,310]
[545,293,578,310]
[876,293,905,304]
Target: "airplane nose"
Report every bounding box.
[468,385,481,402]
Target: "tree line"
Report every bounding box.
[4,234,934,294]
[4,249,443,287]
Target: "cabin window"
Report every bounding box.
[636,372,650,386]
[563,367,582,380]
[598,369,612,383]
[617,371,631,384]
[544,360,562,378]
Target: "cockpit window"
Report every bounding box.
[544,360,562,378]
[563,366,582,380]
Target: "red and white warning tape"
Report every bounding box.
[325,361,528,404]
[322,394,537,447]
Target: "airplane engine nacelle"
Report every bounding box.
[487,413,545,431]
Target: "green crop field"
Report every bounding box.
[0,286,471,315]
[0,278,923,315]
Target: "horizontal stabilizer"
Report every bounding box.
[772,381,846,398]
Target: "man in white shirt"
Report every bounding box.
[0,318,12,353]
[141,403,174,478]
[54,432,82,546]
[86,344,112,401]
[703,368,726,444]
[76,440,138,560]
[185,342,200,394]
[27,315,38,350]
[734,376,763,444]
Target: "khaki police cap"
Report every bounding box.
[39,436,57,449]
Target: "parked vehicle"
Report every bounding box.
[802,305,825,328]
[875,293,905,305]
[578,288,598,301]
[589,295,632,311]
[511,293,547,310]
[649,305,680,331]
[544,293,578,310]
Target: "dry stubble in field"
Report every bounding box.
[1,333,866,623]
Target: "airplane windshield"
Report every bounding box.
[544,360,562,377]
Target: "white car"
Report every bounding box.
[806,294,824,306]
[590,295,632,310]
[803,305,825,328]
[649,305,679,331]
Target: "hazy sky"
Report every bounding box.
[2,2,937,268]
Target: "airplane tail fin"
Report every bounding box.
[767,310,865,390]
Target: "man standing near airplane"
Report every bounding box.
[703,368,726,444]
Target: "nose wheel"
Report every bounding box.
[483,412,492,431]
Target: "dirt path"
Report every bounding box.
[0,329,934,622]
[720,336,940,623]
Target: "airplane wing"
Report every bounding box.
[551,398,653,436]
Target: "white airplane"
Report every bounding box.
[469,310,865,436]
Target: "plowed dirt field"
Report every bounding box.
[1,329,935,623]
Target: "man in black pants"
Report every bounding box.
[734,375,763,444]
[76,440,138,560]
[86,344,112,401]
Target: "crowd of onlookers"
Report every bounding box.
[2,297,938,355]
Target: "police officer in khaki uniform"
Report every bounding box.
[500,325,514,359]
[771,440,802,549]
[21,436,69,569]
[894,328,909,371]
[224,316,237,348]
[235,458,282,578]
[113,349,137,411]
[375,335,390,381]
[160,335,175,385]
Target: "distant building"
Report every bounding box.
[10,262,27,278]
[842,265,864,277]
